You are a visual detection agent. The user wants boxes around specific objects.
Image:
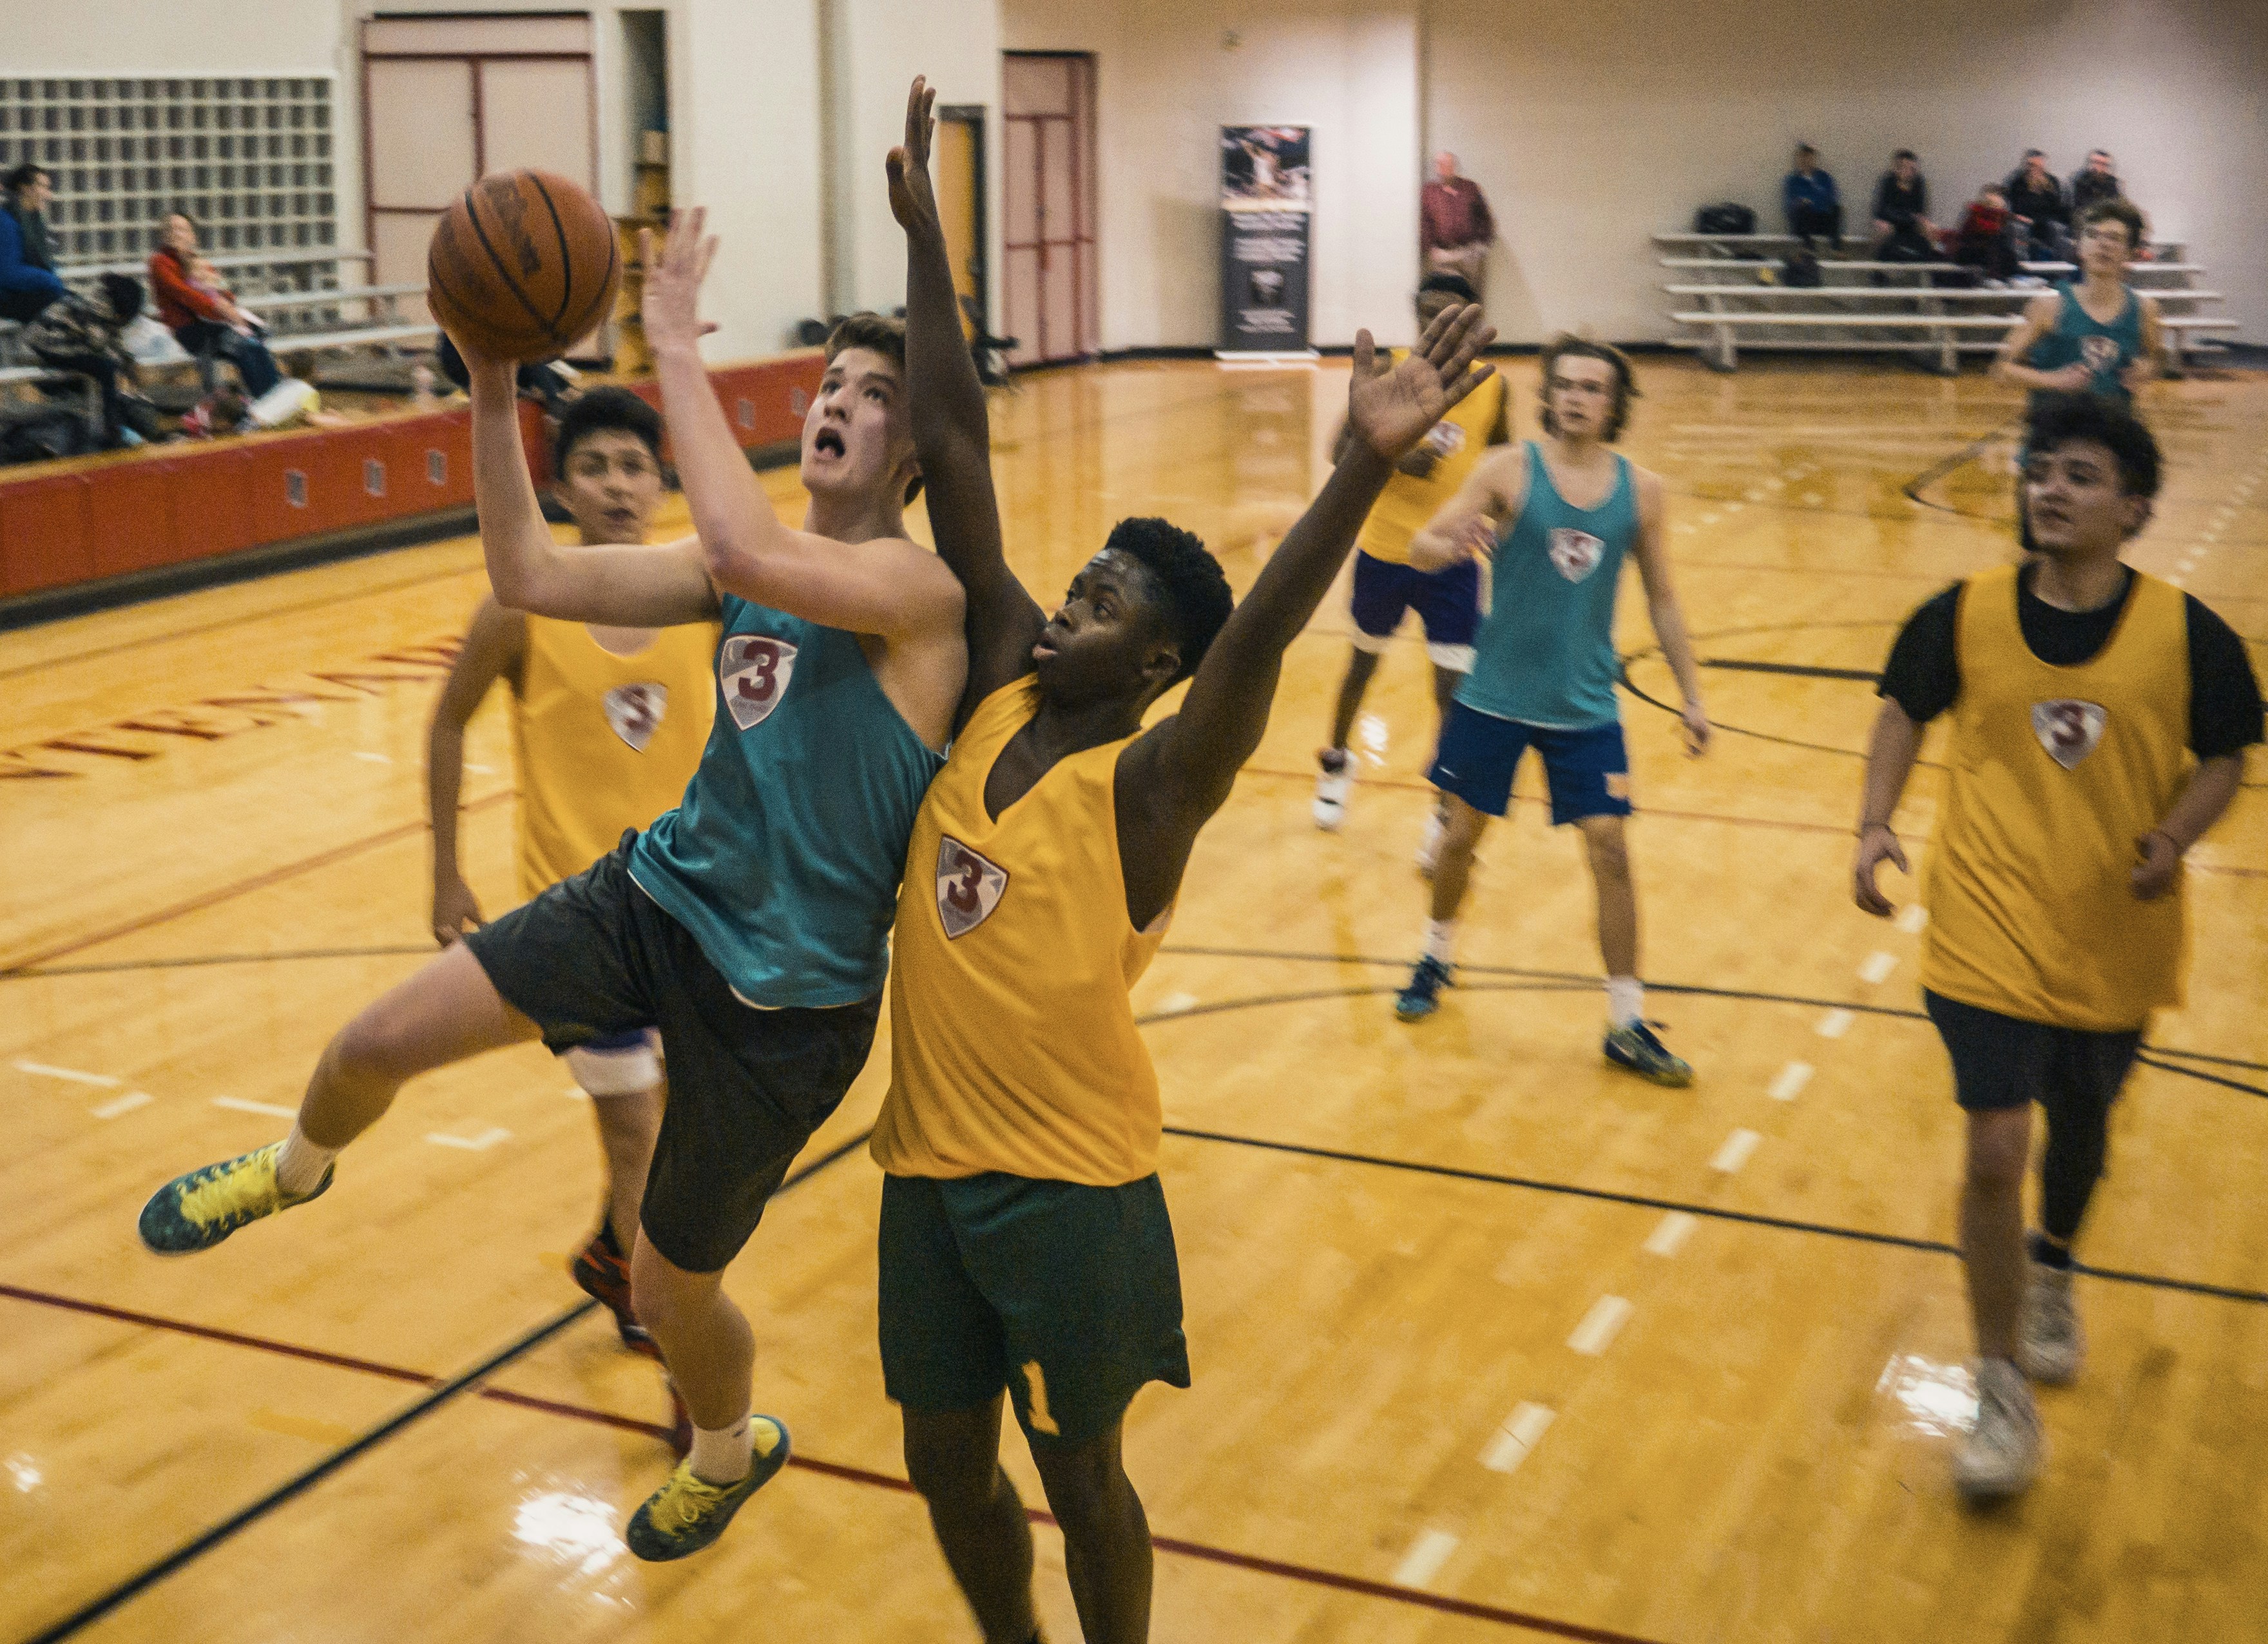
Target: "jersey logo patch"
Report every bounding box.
[1547,528,1605,582]
[936,836,1008,939]
[2033,700,2107,769]
[602,683,668,752]
[719,635,799,730]
[1423,420,1467,457]
[2081,335,2120,372]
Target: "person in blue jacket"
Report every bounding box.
[1,164,67,323]
[1783,144,1842,247]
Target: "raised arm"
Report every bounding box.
[642,208,962,638]
[462,349,716,624]
[425,595,523,944]
[1629,467,1710,754]
[1129,306,1495,821]
[889,76,1044,707]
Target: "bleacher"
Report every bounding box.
[1652,233,2237,372]
[55,248,439,363]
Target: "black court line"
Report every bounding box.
[22,1126,874,1644]
[2,946,436,980]
[1149,946,2268,1091]
[1154,1123,2268,1308]
[1703,658,1881,682]
[1901,419,2019,517]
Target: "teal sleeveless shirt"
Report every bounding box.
[2025,282,2141,412]
[1457,441,1636,730]
[630,596,945,1008]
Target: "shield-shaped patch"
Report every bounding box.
[2081,335,2120,372]
[936,836,1008,939]
[719,635,799,730]
[1547,527,1605,583]
[602,683,667,752]
[2032,700,2107,769]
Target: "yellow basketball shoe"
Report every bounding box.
[624,1416,791,1562]
[138,1142,333,1254]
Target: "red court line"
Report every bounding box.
[0,788,516,973]
[0,1279,1671,1644]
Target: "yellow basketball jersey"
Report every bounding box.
[512,615,719,899]
[1921,564,2191,1030]
[871,680,1170,1186]
[1355,354,1508,566]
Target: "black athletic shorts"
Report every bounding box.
[465,834,881,1272]
[878,1171,1191,1449]
[1923,989,2142,1114]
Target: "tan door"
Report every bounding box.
[1002,52,1097,365]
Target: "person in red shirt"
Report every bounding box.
[1950,184,2021,285]
[149,211,280,395]
[1421,151,1495,302]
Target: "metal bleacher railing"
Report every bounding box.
[1651,233,2236,373]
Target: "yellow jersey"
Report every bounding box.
[871,680,1170,1185]
[1355,354,1508,566]
[512,615,719,899]
[1921,564,2191,1030]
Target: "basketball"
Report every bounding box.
[426,169,621,361]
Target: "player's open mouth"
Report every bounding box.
[813,429,846,459]
[1032,641,1057,660]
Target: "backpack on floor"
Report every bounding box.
[1695,202,1756,236]
[1783,247,1823,287]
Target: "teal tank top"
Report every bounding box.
[2025,283,2140,411]
[630,596,945,1008]
[1457,441,1635,730]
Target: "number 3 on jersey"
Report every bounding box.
[720,635,800,730]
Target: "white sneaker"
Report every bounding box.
[1313,754,1352,830]
[1955,1358,2042,1500]
[1415,807,1446,876]
[2017,1260,2084,1385]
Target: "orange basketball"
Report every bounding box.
[427,169,621,362]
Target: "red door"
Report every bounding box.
[1002,53,1098,367]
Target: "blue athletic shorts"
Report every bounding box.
[1349,551,1481,662]
[1427,701,1633,825]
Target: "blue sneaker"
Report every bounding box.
[1604,1021,1693,1087]
[1396,956,1452,1021]
[625,1415,791,1561]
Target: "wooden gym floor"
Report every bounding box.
[3,355,2264,1644]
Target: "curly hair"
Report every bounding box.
[2080,197,2146,253]
[1538,334,1639,443]
[553,385,664,474]
[2024,392,2162,499]
[1104,517,1233,686]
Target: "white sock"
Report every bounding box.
[273,1123,338,1196]
[1606,975,1643,1028]
[1423,920,1457,964]
[689,1413,753,1484]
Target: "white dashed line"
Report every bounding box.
[562,1085,590,1101]
[1769,1062,1814,1102]
[1567,1295,1634,1357]
[1479,1403,1557,1473]
[465,763,496,774]
[1644,1211,1696,1256]
[1392,1528,1461,1589]
[1896,904,1928,934]
[1153,993,1200,1015]
[1710,1129,1762,1174]
[1858,951,1898,985]
[352,751,392,764]
[212,1096,297,1118]
[14,1060,122,1087]
[424,1126,511,1151]
[90,1092,153,1120]
[1817,1008,1855,1038]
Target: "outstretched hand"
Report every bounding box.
[887,77,941,238]
[639,207,720,356]
[1346,304,1497,464]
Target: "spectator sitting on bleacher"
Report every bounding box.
[149,211,280,397]
[22,272,159,448]
[187,253,267,336]
[2002,149,2070,262]
[1948,184,2021,286]
[1870,150,1936,263]
[1782,144,1842,247]
[2071,149,2122,215]
[0,163,66,324]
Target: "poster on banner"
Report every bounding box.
[1219,126,1314,356]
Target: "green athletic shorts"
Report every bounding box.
[878,1171,1191,1448]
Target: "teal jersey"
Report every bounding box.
[1457,441,1637,731]
[2025,282,2142,411]
[631,596,945,1008]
